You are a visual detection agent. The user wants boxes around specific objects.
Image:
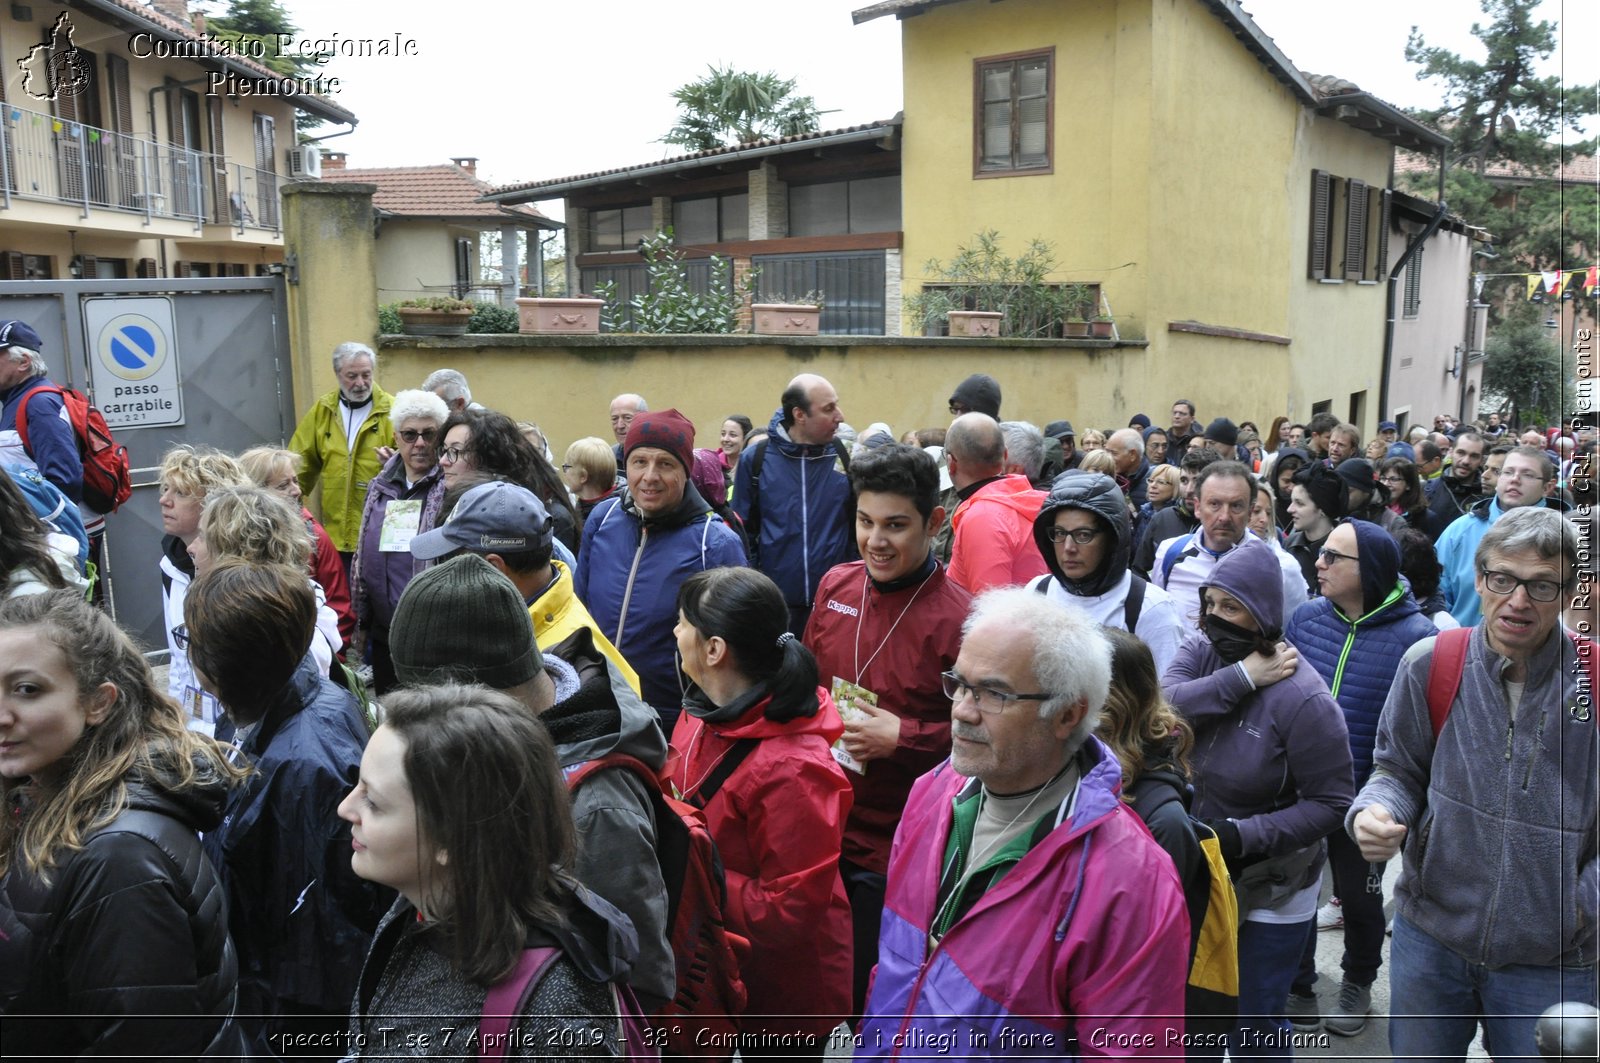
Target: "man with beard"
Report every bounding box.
[289,342,393,568]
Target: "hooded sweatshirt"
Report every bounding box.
[1285,520,1439,786]
[947,473,1049,593]
[1030,471,1185,677]
[1162,538,1353,912]
[669,684,853,1037]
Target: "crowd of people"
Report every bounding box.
[1,322,1594,1061]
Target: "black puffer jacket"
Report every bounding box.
[1,761,242,1060]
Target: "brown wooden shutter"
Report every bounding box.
[1308,170,1331,280]
[174,260,192,278]
[1371,187,1391,282]
[208,97,227,224]
[79,254,97,277]
[136,257,157,278]
[1343,178,1367,281]
[1,252,26,279]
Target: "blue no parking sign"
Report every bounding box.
[83,297,184,428]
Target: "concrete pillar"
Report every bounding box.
[500,224,518,305]
[883,249,903,337]
[652,196,672,238]
[748,162,787,240]
[565,205,588,297]
[281,180,379,413]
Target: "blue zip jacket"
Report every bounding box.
[732,412,854,611]
[575,483,746,726]
[1286,588,1437,788]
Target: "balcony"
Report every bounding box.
[0,103,282,236]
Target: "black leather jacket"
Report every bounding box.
[0,761,242,1060]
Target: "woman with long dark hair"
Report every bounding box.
[1377,456,1445,540]
[1,466,73,598]
[440,408,580,553]
[0,591,248,1057]
[671,566,852,1059]
[340,683,638,1057]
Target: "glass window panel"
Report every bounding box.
[672,197,718,246]
[983,65,1012,102]
[719,193,748,241]
[1018,97,1048,163]
[847,176,900,233]
[622,204,654,246]
[1019,59,1048,98]
[789,182,849,237]
[983,101,1012,165]
[591,208,621,250]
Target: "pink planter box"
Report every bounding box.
[516,297,604,334]
[752,303,822,335]
[948,310,1003,337]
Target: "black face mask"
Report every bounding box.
[1203,613,1263,664]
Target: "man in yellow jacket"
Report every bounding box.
[289,342,393,563]
[406,479,640,692]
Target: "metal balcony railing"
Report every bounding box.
[0,102,281,235]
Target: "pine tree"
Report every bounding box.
[196,0,324,133]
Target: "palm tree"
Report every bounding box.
[661,65,825,152]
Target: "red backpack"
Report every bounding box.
[15,384,132,514]
[1426,627,1597,737]
[565,747,754,1059]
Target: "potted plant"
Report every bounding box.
[515,294,606,334]
[1090,314,1115,339]
[396,297,474,336]
[1063,314,1090,338]
[752,290,824,335]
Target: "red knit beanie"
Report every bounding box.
[624,408,696,472]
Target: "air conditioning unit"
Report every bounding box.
[285,145,322,179]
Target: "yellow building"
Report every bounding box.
[856,0,1449,434]
[0,0,354,279]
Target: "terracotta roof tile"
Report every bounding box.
[322,164,554,223]
[1395,150,1597,182]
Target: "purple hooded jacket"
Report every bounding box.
[1161,537,1353,862]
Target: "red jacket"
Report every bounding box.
[947,474,1049,593]
[803,560,971,874]
[304,506,354,655]
[668,688,853,1037]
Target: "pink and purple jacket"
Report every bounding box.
[859,737,1190,1059]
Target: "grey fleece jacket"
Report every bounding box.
[1348,625,1598,968]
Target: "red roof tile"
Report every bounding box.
[321,165,555,224]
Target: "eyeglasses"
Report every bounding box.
[439,445,471,464]
[940,670,1051,715]
[560,464,573,472]
[1379,475,1407,487]
[171,624,190,651]
[1479,568,1563,603]
[1046,525,1103,545]
[398,428,437,445]
[1318,547,1359,566]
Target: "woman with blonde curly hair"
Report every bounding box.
[238,445,355,649]
[194,484,348,671]
[157,443,248,733]
[0,591,248,1057]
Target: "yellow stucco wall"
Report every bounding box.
[896,0,1397,434]
[283,183,379,411]
[373,337,1153,454]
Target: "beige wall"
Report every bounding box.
[374,336,1160,454]
[1387,225,1477,425]
[374,220,483,302]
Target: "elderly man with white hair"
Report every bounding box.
[0,320,95,527]
[858,587,1189,1056]
[420,367,486,413]
[289,342,393,565]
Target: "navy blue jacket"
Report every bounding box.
[0,374,81,502]
[576,483,746,726]
[732,412,854,611]
[206,656,390,1031]
[1286,586,1437,787]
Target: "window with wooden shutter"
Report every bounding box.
[106,55,140,208]
[137,257,158,278]
[1,252,26,280]
[208,98,228,224]
[974,49,1053,177]
[174,260,193,278]
[1368,186,1390,281]
[1308,170,1332,280]
[1402,244,1423,318]
[1343,179,1367,281]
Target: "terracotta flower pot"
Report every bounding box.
[947,310,1004,337]
[752,303,822,335]
[1090,319,1115,339]
[397,308,472,336]
[1063,319,1090,338]
[516,297,604,334]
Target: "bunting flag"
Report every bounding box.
[1527,275,1544,300]
[50,119,60,133]
[87,130,99,143]
[1589,266,1599,290]
[1541,270,1560,293]
[1510,267,1600,300]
